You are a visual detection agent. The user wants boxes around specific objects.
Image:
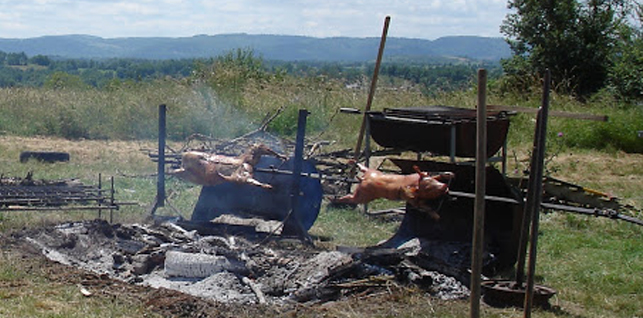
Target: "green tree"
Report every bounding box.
[6,52,28,66]
[44,71,87,89]
[30,54,52,66]
[191,48,268,105]
[608,3,643,100]
[500,0,629,98]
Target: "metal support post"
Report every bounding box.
[450,125,457,163]
[110,176,115,223]
[151,104,166,215]
[285,109,310,241]
[98,173,102,219]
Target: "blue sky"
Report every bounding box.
[0,0,511,39]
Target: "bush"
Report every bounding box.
[553,107,643,153]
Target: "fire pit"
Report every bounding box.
[21,219,472,305]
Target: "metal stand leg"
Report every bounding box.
[151,104,166,216]
[450,125,457,163]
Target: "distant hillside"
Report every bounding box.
[0,34,511,62]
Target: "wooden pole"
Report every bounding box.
[470,69,487,318]
[524,70,551,317]
[352,16,390,162]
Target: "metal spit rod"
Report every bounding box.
[254,167,360,184]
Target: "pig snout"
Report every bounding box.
[415,177,449,200]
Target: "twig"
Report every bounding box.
[241,277,266,304]
[258,104,288,131]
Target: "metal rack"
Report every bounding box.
[0,174,118,220]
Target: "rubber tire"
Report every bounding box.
[19,151,70,163]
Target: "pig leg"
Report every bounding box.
[168,167,191,180]
[245,177,273,189]
[330,161,370,204]
[331,192,359,204]
[218,173,273,189]
[418,203,441,220]
[331,173,371,204]
[331,185,370,204]
[408,199,441,220]
[168,167,185,175]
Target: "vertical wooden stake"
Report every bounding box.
[352,16,390,163]
[470,69,487,318]
[524,69,551,317]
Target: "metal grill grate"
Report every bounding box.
[0,176,117,211]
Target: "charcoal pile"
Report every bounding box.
[20,219,470,305]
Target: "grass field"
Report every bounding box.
[0,65,642,317]
[0,134,640,317]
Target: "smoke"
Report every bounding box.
[173,85,255,141]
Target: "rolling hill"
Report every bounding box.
[0,34,511,62]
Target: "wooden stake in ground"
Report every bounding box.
[352,16,390,163]
[470,69,487,318]
[523,69,551,318]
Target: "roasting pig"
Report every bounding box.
[332,162,453,219]
[169,143,286,189]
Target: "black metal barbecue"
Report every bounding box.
[367,105,512,158]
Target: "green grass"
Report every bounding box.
[0,250,162,318]
[537,214,643,318]
[311,204,400,247]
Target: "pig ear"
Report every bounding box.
[433,172,455,182]
[413,165,429,178]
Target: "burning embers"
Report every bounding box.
[22,219,470,305]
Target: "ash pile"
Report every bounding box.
[21,219,470,305]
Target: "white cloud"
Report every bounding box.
[0,0,510,39]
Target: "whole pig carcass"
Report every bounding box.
[170,143,286,189]
[333,163,453,219]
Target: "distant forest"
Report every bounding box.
[0,50,501,93]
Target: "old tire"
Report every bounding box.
[19,151,70,163]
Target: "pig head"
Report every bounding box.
[332,162,453,219]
